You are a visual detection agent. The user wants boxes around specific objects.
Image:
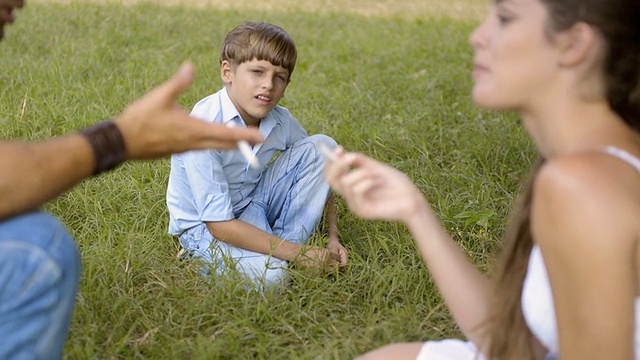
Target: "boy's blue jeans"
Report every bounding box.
[179,134,336,289]
[0,211,81,360]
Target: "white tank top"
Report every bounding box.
[521,146,640,358]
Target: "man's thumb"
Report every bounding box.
[164,62,196,99]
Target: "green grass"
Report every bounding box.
[0,2,535,359]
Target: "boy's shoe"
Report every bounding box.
[176,247,195,260]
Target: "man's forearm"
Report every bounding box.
[0,134,94,219]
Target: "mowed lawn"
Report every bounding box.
[0,1,534,359]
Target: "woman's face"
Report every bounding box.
[469,0,563,111]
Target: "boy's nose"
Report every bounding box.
[262,78,273,90]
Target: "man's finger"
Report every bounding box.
[206,123,264,145]
[157,62,196,101]
[184,120,264,148]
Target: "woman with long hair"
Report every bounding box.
[325,0,640,358]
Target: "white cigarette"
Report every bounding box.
[319,143,337,163]
[238,139,259,168]
[227,121,259,169]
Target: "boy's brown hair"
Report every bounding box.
[220,22,297,79]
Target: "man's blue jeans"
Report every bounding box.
[179,134,336,289]
[0,211,81,360]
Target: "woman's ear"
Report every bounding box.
[220,60,234,84]
[558,22,599,68]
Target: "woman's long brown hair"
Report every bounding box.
[486,158,543,360]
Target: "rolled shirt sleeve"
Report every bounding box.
[184,150,234,223]
[166,148,235,235]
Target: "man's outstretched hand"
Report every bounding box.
[114,62,264,160]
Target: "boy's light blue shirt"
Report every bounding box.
[166,87,308,236]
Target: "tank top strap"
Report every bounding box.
[603,146,640,173]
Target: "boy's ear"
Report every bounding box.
[220,60,233,84]
[557,22,598,68]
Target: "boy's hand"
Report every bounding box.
[327,239,348,271]
[294,246,341,273]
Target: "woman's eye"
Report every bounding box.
[497,14,511,25]
[494,7,514,26]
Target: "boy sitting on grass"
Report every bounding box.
[166,22,347,289]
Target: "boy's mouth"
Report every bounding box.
[256,95,272,103]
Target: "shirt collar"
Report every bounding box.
[220,88,241,127]
[219,87,277,137]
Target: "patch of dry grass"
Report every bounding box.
[30,0,486,21]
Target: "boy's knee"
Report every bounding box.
[302,134,337,148]
[292,134,337,165]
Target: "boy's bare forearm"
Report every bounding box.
[206,219,303,261]
[326,192,340,243]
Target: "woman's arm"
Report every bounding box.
[325,149,494,347]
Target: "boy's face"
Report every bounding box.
[221,58,290,127]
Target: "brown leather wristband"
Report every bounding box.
[80,120,127,175]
